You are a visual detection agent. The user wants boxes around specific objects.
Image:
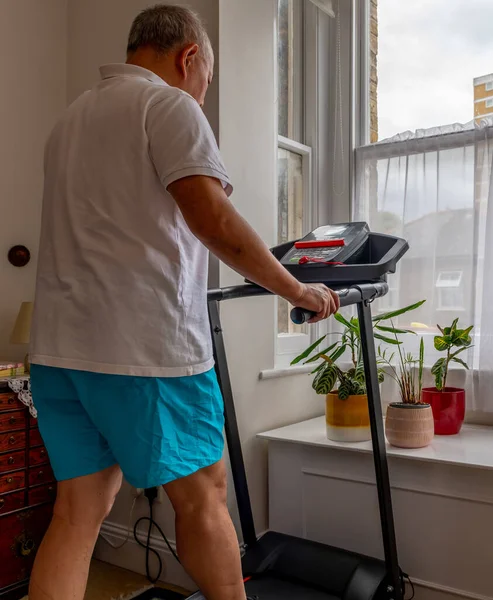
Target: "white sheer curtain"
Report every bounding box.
[354,121,493,413]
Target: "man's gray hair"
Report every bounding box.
[127,4,212,62]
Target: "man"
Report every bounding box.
[29,5,339,600]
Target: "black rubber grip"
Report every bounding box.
[290,308,316,325]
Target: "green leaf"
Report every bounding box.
[354,367,366,384]
[373,333,402,345]
[338,380,352,400]
[373,299,426,323]
[355,383,367,395]
[452,357,469,370]
[418,337,424,394]
[453,327,473,347]
[313,365,338,395]
[305,342,339,364]
[310,363,326,375]
[350,317,360,330]
[434,336,449,352]
[375,325,416,335]
[378,370,385,383]
[329,344,347,363]
[334,312,357,331]
[290,335,327,365]
[431,358,446,390]
[450,346,468,359]
[431,357,445,376]
[450,318,459,332]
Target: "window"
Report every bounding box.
[436,271,465,311]
[277,137,312,341]
[486,82,493,92]
[368,0,493,141]
[355,0,493,414]
[276,0,335,365]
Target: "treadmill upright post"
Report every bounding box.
[357,300,403,600]
[208,299,258,550]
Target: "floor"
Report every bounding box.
[23,560,189,600]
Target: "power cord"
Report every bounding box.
[400,571,415,600]
[100,496,137,549]
[133,487,181,584]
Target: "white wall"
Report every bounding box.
[0,0,67,361]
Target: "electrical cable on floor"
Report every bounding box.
[100,496,137,549]
[133,487,181,584]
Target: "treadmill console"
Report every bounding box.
[269,222,409,286]
[280,222,369,266]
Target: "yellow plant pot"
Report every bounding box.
[326,393,371,442]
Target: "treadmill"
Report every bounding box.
[189,223,409,600]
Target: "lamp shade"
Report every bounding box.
[10,302,33,345]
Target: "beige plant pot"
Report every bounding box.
[385,403,434,449]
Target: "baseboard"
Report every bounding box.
[94,521,196,593]
[410,578,492,600]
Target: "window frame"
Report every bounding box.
[276,135,313,365]
[486,81,493,92]
[275,0,329,367]
[486,98,493,109]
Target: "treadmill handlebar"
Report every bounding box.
[207,282,389,323]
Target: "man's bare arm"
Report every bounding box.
[168,176,339,321]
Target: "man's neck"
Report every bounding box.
[126,50,180,88]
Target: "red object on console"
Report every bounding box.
[421,387,465,435]
[295,239,345,249]
[298,256,345,266]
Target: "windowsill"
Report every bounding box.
[259,365,314,380]
[258,416,493,471]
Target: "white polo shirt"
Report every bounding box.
[30,64,232,377]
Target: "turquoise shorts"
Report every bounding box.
[30,365,225,488]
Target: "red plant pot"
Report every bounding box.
[421,387,465,435]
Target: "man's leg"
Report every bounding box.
[29,464,122,600]
[165,460,246,600]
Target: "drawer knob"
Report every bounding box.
[37,471,44,478]
[7,477,13,484]
[9,417,16,425]
[8,397,16,405]
[20,538,35,557]
[0,498,4,509]
[14,536,36,558]
[8,456,15,465]
[8,436,16,445]
[40,450,46,457]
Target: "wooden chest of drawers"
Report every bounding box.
[0,384,55,599]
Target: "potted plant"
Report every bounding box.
[379,336,434,448]
[291,301,424,442]
[421,319,473,435]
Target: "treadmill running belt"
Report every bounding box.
[188,576,339,600]
[245,575,340,599]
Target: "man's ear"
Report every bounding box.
[176,43,199,79]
